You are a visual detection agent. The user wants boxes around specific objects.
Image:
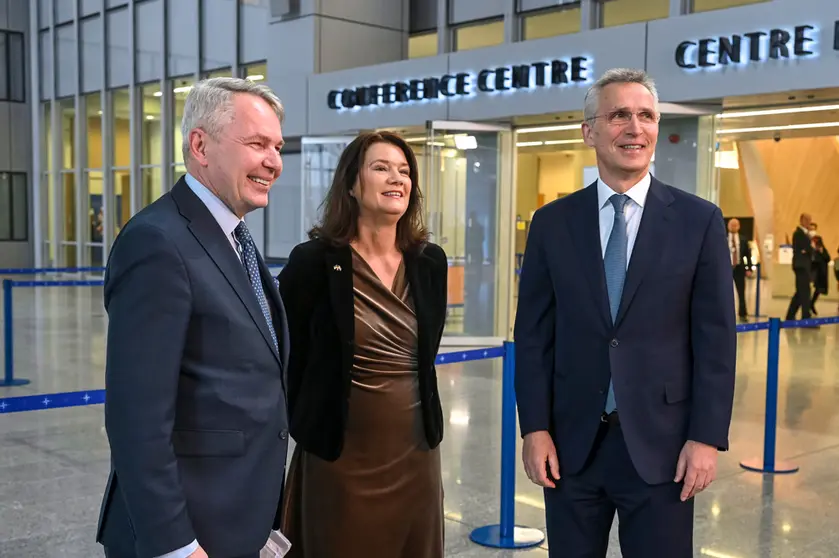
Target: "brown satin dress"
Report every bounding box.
[281,248,444,558]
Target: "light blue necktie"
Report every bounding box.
[604,194,629,414]
[234,221,279,354]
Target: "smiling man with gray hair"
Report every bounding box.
[96,77,291,558]
[515,68,736,557]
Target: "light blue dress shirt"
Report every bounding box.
[154,173,244,558]
[596,173,651,268]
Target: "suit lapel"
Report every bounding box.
[567,182,611,329]
[171,179,282,365]
[325,245,355,351]
[615,178,674,327]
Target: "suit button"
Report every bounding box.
[279,429,288,440]
[610,339,619,348]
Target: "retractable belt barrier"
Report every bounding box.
[3,272,835,549]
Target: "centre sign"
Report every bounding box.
[675,24,818,69]
[327,56,591,110]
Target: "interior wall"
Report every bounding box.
[718,167,752,218]
[753,136,839,257]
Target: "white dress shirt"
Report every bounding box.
[185,172,245,262]
[154,173,244,558]
[596,173,651,268]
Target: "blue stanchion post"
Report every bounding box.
[2,280,30,387]
[740,317,798,474]
[470,341,545,549]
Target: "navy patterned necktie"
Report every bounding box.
[603,194,629,413]
[234,221,278,354]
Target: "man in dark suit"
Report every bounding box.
[96,77,290,558]
[515,68,736,557]
[786,213,814,320]
[727,218,753,321]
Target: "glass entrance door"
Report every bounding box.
[300,136,356,241]
[420,121,515,344]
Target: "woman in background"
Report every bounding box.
[278,131,448,558]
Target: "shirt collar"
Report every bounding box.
[184,172,243,237]
[597,172,652,210]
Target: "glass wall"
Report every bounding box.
[141,84,163,207]
[522,6,581,40]
[601,0,670,27]
[84,92,104,266]
[59,97,77,266]
[454,21,505,51]
[171,75,195,182]
[409,32,437,58]
[692,0,769,13]
[33,0,273,268]
[111,88,130,236]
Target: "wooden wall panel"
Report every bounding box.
[752,137,839,257]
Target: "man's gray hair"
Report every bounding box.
[181,77,285,161]
[583,68,659,121]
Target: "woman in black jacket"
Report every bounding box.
[277,131,448,558]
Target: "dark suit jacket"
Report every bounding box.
[277,239,448,461]
[514,177,736,485]
[96,178,290,558]
[730,232,753,271]
[791,227,813,271]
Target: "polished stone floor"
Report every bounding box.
[1,276,839,557]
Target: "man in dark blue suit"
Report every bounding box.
[96,78,290,558]
[514,68,736,557]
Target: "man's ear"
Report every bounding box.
[188,129,211,167]
[581,121,595,148]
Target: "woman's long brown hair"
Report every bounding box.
[308,131,429,253]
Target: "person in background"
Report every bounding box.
[96,77,290,558]
[809,234,830,315]
[727,218,752,322]
[786,213,814,321]
[278,131,449,558]
[514,68,736,557]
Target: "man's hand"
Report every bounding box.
[189,546,209,558]
[522,431,560,488]
[674,440,718,501]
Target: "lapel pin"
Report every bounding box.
[334,265,342,271]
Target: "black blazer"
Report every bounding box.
[96,178,290,558]
[791,227,813,270]
[278,238,448,462]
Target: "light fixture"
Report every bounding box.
[515,139,585,147]
[717,121,839,134]
[153,91,162,97]
[517,123,581,134]
[246,74,265,81]
[717,103,839,119]
[454,135,478,150]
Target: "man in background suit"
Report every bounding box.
[727,218,753,321]
[786,213,814,320]
[96,78,290,558]
[515,68,736,557]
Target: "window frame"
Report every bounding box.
[0,29,25,103]
[0,172,29,242]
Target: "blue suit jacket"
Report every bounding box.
[514,177,736,485]
[96,178,290,558]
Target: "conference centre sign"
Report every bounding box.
[327,55,592,111]
[674,22,834,70]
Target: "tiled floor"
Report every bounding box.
[1,276,839,557]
